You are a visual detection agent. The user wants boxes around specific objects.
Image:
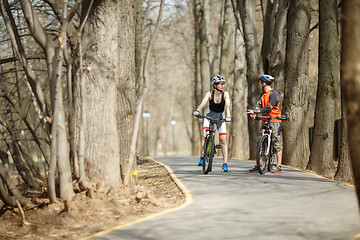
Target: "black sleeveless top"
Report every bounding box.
[209,91,225,113]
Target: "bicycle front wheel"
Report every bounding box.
[203,134,214,174]
[256,135,270,174]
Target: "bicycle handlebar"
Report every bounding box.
[247,110,287,121]
[195,114,230,122]
[255,115,287,121]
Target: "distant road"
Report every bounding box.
[92,156,360,240]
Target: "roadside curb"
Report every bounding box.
[231,158,355,188]
[79,157,193,240]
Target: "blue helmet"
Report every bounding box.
[259,75,274,84]
[212,75,225,84]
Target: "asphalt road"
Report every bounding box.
[90,156,360,240]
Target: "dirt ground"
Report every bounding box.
[0,157,185,240]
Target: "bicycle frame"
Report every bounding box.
[197,115,225,174]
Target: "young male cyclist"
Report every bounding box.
[193,75,231,172]
[247,75,283,173]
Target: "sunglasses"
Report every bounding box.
[215,82,225,85]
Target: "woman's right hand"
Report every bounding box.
[193,110,199,116]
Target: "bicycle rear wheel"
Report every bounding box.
[203,134,214,174]
[256,135,270,174]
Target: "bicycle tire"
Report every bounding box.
[203,134,214,174]
[269,153,276,172]
[256,135,270,174]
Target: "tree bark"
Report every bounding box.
[74,0,136,189]
[194,0,211,96]
[340,0,360,209]
[282,0,311,169]
[238,0,262,160]
[307,0,339,177]
[52,0,74,205]
[192,0,205,155]
[269,0,289,102]
[0,161,33,208]
[230,27,249,159]
[220,0,235,79]
[124,0,165,187]
[261,0,276,74]
[78,0,94,190]
[334,97,352,183]
[203,0,215,77]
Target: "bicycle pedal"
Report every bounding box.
[215,145,222,149]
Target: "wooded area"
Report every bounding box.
[0,0,359,222]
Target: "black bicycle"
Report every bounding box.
[250,114,287,174]
[196,115,227,174]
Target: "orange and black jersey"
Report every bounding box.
[255,89,281,122]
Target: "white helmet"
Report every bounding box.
[212,75,225,84]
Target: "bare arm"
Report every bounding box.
[196,91,211,112]
[224,91,231,118]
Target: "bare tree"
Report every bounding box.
[260,0,276,74]
[194,0,211,97]
[334,96,352,183]
[269,0,289,100]
[307,0,339,177]
[237,0,262,160]
[282,0,311,169]
[219,0,235,79]
[73,0,137,190]
[230,26,249,159]
[340,0,360,208]
[124,0,165,187]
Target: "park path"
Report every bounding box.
[91,156,360,240]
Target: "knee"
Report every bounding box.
[220,137,226,145]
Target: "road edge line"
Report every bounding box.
[78,157,193,240]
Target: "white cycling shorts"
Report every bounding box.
[202,110,226,136]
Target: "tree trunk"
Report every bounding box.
[334,97,352,183]
[0,66,40,189]
[135,0,144,97]
[219,0,235,79]
[0,152,33,208]
[282,0,311,169]
[192,0,206,155]
[124,0,164,187]
[261,0,276,74]
[230,27,249,159]
[194,0,211,96]
[75,0,136,189]
[307,0,339,177]
[340,0,360,209]
[238,0,262,160]
[269,0,289,102]
[203,0,215,77]
[49,1,74,205]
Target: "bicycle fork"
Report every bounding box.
[261,130,272,157]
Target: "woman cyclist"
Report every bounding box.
[193,75,231,172]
